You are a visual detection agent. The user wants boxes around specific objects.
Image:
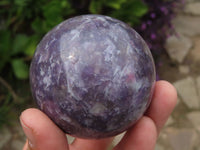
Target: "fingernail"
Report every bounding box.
[20,117,35,149]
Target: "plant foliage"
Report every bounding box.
[0,0,183,127]
[136,0,184,58]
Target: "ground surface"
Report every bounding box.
[0,0,200,149]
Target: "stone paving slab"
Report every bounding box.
[173,15,200,36]
[184,2,200,15]
[165,128,197,150]
[196,76,200,97]
[66,135,75,144]
[190,37,200,63]
[187,111,200,132]
[178,65,190,74]
[165,34,192,63]
[0,127,12,149]
[173,77,199,109]
[11,140,25,150]
[155,143,165,150]
[112,132,125,146]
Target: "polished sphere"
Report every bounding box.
[30,15,156,139]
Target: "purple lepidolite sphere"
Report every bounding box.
[30,15,156,139]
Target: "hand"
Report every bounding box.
[20,80,177,150]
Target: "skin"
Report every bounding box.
[20,80,177,150]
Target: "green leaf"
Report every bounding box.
[0,30,11,53]
[41,1,64,31]
[0,30,12,71]
[61,0,70,8]
[14,0,30,7]
[0,94,12,128]
[106,0,127,9]
[11,34,29,56]
[11,59,29,79]
[110,0,148,26]
[130,1,148,17]
[43,1,63,22]
[0,0,11,6]
[89,0,102,14]
[106,2,121,9]
[61,0,74,16]
[43,1,62,17]
[24,35,39,56]
[31,18,45,34]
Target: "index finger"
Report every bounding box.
[145,80,177,133]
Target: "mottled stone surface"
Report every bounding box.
[178,65,190,74]
[0,127,12,149]
[112,132,125,146]
[184,2,200,15]
[30,15,155,138]
[190,37,200,63]
[165,34,192,63]
[155,144,165,150]
[197,76,200,97]
[187,111,200,132]
[11,140,25,150]
[173,77,199,109]
[165,116,174,127]
[66,135,75,144]
[165,128,197,150]
[173,15,200,36]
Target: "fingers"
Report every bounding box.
[113,80,177,150]
[20,80,177,150]
[23,140,29,150]
[20,108,69,150]
[70,137,113,150]
[113,116,157,150]
[146,80,177,133]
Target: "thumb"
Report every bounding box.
[20,108,69,150]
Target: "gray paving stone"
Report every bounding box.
[165,116,174,127]
[165,128,197,150]
[66,135,75,144]
[173,15,200,36]
[178,65,190,74]
[0,127,12,149]
[184,2,200,15]
[173,77,199,109]
[165,34,192,63]
[196,76,200,97]
[11,139,25,150]
[187,111,200,132]
[175,96,181,105]
[190,37,200,63]
[112,132,125,146]
[185,0,197,2]
[13,122,26,138]
[155,143,165,150]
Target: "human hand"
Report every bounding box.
[20,80,177,150]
